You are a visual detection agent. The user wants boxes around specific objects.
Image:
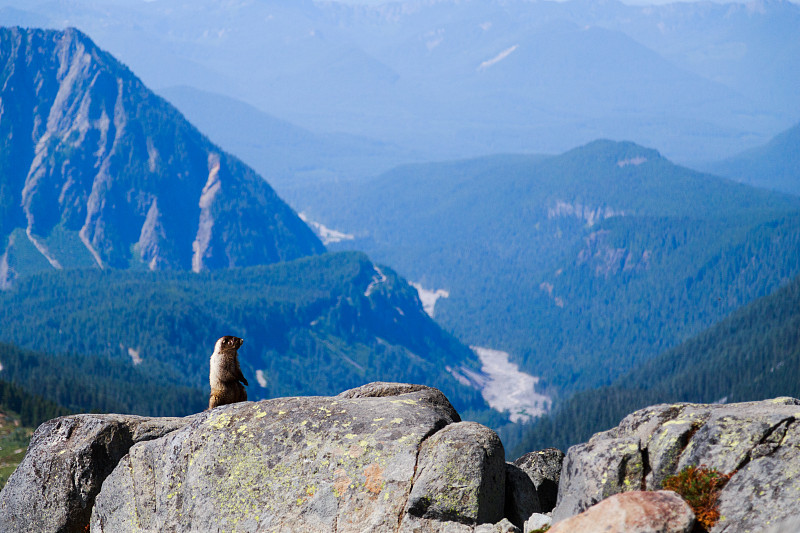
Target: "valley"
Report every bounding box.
[301,141,800,395]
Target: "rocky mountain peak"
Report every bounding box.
[0,27,324,285]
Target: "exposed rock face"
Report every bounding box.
[549,491,694,533]
[553,397,800,532]
[0,27,324,285]
[0,414,192,533]
[513,447,564,512]
[0,383,524,532]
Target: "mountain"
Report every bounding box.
[0,251,496,424]
[1,0,797,163]
[511,267,800,457]
[0,26,501,428]
[0,27,324,287]
[157,85,417,193]
[705,121,800,195]
[302,140,800,395]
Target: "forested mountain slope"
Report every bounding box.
[305,141,800,393]
[0,252,495,423]
[0,27,323,287]
[510,269,800,457]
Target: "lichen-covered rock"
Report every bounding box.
[714,407,800,533]
[552,397,800,532]
[475,517,521,533]
[338,382,462,423]
[337,382,441,400]
[524,513,552,533]
[513,447,564,512]
[0,414,191,533]
[764,515,800,533]
[549,491,694,533]
[552,435,647,521]
[504,462,540,528]
[405,421,506,526]
[90,384,505,532]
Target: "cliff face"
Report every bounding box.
[0,27,324,285]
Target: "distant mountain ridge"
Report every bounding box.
[706,121,800,195]
[304,140,800,394]
[1,0,796,165]
[0,27,324,286]
[158,86,416,192]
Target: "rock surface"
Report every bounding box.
[513,447,564,512]
[504,462,540,529]
[91,384,469,532]
[476,518,521,533]
[0,382,515,532]
[524,513,552,533]
[405,421,506,525]
[0,414,191,533]
[549,491,694,533]
[553,397,800,532]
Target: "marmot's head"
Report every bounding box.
[215,335,243,353]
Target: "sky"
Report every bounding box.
[330,0,798,4]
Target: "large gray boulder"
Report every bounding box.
[0,414,191,533]
[513,447,564,512]
[552,397,800,532]
[31,382,507,532]
[405,421,506,525]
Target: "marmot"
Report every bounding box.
[208,335,248,409]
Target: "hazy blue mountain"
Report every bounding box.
[2,0,796,164]
[512,265,800,456]
[0,6,47,28]
[158,85,416,192]
[302,140,800,394]
[597,0,800,121]
[0,252,497,424]
[0,27,324,286]
[705,121,800,195]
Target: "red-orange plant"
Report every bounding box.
[663,465,732,530]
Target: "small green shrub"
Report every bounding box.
[663,465,732,530]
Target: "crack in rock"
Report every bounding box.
[735,416,795,472]
[639,445,650,491]
[395,420,450,532]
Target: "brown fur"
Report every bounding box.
[208,335,248,410]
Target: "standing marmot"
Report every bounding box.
[208,335,248,409]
